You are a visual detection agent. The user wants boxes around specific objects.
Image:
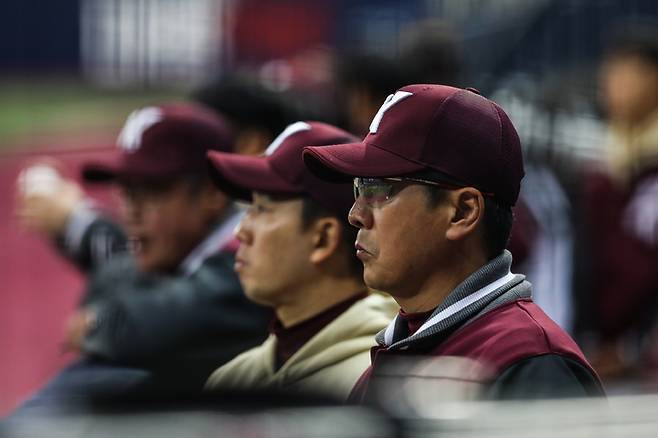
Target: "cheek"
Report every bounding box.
[242,226,308,303]
[140,207,187,260]
[370,210,444,277]
[142,208,165,231]
[142,210,176,245]
[377,210,436,256]
[374,235,429,282]
[251,227,299,275]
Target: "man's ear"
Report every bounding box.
[445,188,484,242]
[309,217,342,265]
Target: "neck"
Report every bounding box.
[612,107,658,132]
[275,275,365,328]
[395,247,488,313]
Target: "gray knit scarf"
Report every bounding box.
[376,250,532,351]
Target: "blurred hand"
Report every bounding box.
[64,309,96,352]
[16,164,84,237]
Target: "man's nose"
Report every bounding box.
[234,216,252,244]
[348,198,373,229]
[121,196,145,224]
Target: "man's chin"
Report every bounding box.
[363,280,385,295]
[363,269,381,290]
[363,271,397,297]
[243,286,274,307]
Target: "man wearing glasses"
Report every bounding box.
[303,85,605,400]
[204,122,398,400]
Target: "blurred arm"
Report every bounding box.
[16,165,127,272]
[486,354,605,399]
[55,204,127,272]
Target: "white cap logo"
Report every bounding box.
[369,91,413,134]
[117,107,164,153]
[264,121,312,156]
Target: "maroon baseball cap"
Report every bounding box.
[82,102,233,183]
[302,84,525,206]
[207,121,359,216]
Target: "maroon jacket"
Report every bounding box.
[350,253,604,402]
[583,167,658,341]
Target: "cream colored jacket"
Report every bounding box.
[205,293,398,400]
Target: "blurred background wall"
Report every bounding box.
[3,0,658,416]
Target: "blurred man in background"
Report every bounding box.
[398,19,463,87]
[304,84,604,401]
[335,52,409,137]
[335,20,463,137]
[584,23,658,383]
[193,74,299,156]
[205,122,398,400]
[17,102,269,403]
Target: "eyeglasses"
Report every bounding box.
[353,177,465,207]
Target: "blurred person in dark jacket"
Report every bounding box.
[398,19,463,87]
[584,23,658,383]
[16,102,269,403]
[204,122,398,400]
[193,74,298,156]
[336,52,409,137]
[304,84,604,401]
[335,20,463,138]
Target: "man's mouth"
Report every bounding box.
[234,254,247,272]
[128,236,145,254]
[355,242,373,260]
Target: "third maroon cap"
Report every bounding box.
[207,121,359,217]
[82,102,233,183]
[303,84,525,206]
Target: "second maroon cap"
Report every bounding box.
[303,84,525,206]
[207,121,359,217]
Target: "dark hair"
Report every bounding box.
[180,172,213,195]
[423,186,513,261]
[481,197,514,260]
[192,74,298,141]
[399,21,462,86]
[336,52,409,104]
[605,22,658,68]
[300,197,363,278]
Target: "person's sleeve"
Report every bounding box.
[80,251,268,364]
[486,354,606,400]
[56,201,128,272]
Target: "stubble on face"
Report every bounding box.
[122,181,217,273]
[356,185,451,299]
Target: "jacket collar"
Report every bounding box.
[179,204,243,276]
[377,250,531,350]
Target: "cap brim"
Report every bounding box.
[207,151,299,201]
[303,141,424,182]
[81,158,122,183]
[82,158,183,184]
